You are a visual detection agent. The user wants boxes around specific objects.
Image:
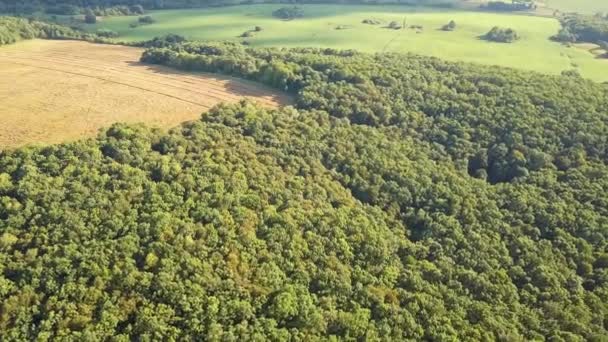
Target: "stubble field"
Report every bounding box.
[0,39,291,148]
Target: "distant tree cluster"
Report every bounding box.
[553,14,608,46]
[0,17,89,45]
[138,15,155,24]
[484,26,520,42]
[272,6,304,20]
[482,0,536,12]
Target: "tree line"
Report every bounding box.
[0,16,90,45]
[0,0,461,15]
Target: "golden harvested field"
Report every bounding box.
[0,40,291,148]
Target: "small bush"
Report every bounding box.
[442,20,456,31]
[138,16,155,24]
[484,26,519,43]
[362,19,382,25]
[129,22,139,28]
[387,21,402,30]
[240,31,254,38]
[272,7,304,20]
[335,25,351,30]
[254,26,263,32]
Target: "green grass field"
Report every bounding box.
[90,4,608,81]
[543,0,608,14]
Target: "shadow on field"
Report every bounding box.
[126,61,294,107]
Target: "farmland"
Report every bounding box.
[0,39,290,148]
[89,4,608,81]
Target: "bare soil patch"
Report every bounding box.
[0,40,291,148]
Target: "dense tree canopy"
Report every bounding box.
[554,13,608,45]
[0,16,87,45]
[0,33,607,340]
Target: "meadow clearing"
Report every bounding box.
[542,0,608,14]
[0,39,290,148]
[88,4,608,81]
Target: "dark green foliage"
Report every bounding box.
[139,34,187,48]
[442,20,456,31]
[96,28,119,38]
[0,16,88,45]
[1,94,608,340]
[553,26,578,43]
[84,9,97,24]
[272,6,303,20]
[483,0,535,12]
[555,14,608,45]
[140,41,608,183]
[92,5,144,16]
[362,18,382,25]
[387,21,402,29]
[484,26,519,43]
[45,3,80,15]
[138,15,155,24]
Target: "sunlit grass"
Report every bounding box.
[90,4,608,81]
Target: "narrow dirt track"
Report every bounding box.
[0,40,292,148]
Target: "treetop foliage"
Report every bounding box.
[0,16,88,45]
[554,13,608,45]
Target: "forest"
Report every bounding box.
[0,29,607,339]
[0,0,457,14]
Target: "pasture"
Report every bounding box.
[541,0,608,14]
[90,4,608,81]
[0,40,290,148]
